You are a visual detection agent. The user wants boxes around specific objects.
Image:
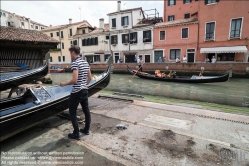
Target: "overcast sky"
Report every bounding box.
[1,1,163,27]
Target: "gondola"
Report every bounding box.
[0,63,111,141]
[0,63,49,91]
[127,66,229,83]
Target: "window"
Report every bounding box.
[145,55,151,63]
[205,0,219,5]
[183,0,191,4]
[58,56,61,62]
[56,32,59,36]
[69,28,72,36]
[122,34,129,43]
[205,22,215,40]
[41,27,44,30]
[121,16,129,26]
[230,18,242,38]
[170,49,181,59]
[57,44,60,49]
[94,55,100,62]
[62,42,64,49]
[82,29,85,34]
[81,39,84,46]
[195,0,198,1]
[62,56,65,62]
[61,31,64,38]
[71,41,73,45]
[130,32,137,43]
[8,22,11,26]
[31,25,33,28]
[73,40,77,46]
[182,28,188,38]
[106,36,109,40]
[168,15,174,21]
[0,12,2,17]
[95,37,98,45]
[168,0,176,6]
[104,54,111,62]
[111,35,118,44]
[50,56,53,62]
[21,22,24,26]
[50,33,53,37]
[160,31,165,40]
[112,18,116,28]
[184,13,190,19]
[3,13,6,17]
[35,26,38,29]
[217,53,235,61]
[143,30,151,42]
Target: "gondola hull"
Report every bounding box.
[127,66,229,83]
[0,63,49,91]
[0,66,111,141]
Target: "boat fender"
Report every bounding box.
[34,100,41,105]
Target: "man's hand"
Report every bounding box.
[60,82,67,87]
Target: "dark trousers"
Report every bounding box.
[138,65,142,72]
[69,89,90,134]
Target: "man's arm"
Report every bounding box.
[60,70,78,86]
[87,69,92,84]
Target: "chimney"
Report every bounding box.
[69,18,72,24]
[99,18,104,30]
[117,1,121,12]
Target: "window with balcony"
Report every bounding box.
[160,31,165,40]
[69,28,72,36]
[182,28,188,38]
[56,32,59,36]
[205,22,215,40]
[230,18,242,39]
[168,0,176,6]
[183,0,191,4]
[184,13,190,19]
[168,15,175,21]
[121,16,129,26]
[205,0,219,5]
[170,49,181,60]
[130,32,137,43]
[122,34,129,44]
[112,18,116,28]
[143,30,151,42]
[111,35,118,45]
[50,33,53,37]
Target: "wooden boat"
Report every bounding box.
[127,66,229,83]
[50,66,65,73]
[0,64,111,141]
[0,63,48,91]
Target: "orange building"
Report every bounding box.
[154,0,249,63]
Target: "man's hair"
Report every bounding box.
[69,46,80,55]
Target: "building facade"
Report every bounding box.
[42,19,93,64]
[154,0,249,63]
[0,9,47,30]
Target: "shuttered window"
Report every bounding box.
[143,30,151,42]
[121,16,129,26]
[112,18,116,28]
[168,0,176,6]
[130,32,137,43]
[122,34,129,43]
[111,35,118,44]
[182,28,188,38]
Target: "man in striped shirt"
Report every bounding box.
[60,46,92,140]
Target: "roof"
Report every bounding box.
[133,23,153,28]
[0,26,59,43]
[155,18,198,28]
[42,20,92,31]
[74,24,109,38]
[107,7,142,16]
[0,9,47,27]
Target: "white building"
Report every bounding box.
[107,1,162,63]
[74,19,110,64]
[0,9,47,30]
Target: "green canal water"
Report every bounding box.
[50,73,249,108]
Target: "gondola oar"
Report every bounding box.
[129,63,145,82]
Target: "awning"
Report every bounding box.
[200,46,248,54]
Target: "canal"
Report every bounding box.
[50,73,249,108]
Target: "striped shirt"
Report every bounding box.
[71,57,90,93]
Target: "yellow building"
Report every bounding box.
[41,19,93,64]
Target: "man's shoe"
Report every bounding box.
[80,129,89,135]
[68,133,80,140]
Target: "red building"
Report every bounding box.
[154,0,249,63]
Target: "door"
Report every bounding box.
[154,51,163,63]
[145,55,150,63]
[187,53,194,62]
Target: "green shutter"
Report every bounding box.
[121,17,124,26]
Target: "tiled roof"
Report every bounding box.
[133,23,153,28]
[42,20,92,31]
[0,26,59,43]
[74,24,109,38]
[107,7,142,15]
[155,18,198,28]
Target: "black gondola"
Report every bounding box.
[0,63,49,91]
[127,66,229,83]
[0,64,111,141]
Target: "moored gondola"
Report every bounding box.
[0,64,111,141]
[127,66,229,83]
[0,63,49,91]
